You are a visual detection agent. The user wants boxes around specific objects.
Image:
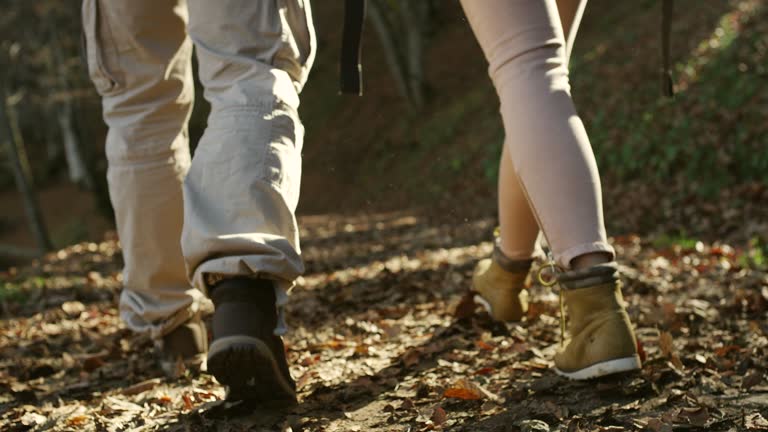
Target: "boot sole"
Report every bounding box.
[207,336,297,405]
[554,355,641,380]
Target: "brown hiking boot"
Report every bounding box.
[553,263,641,379]
[206,277,296,405]
[472,242,532,322]
[158,317,208,378]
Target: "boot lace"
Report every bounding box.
[536,254,566,347]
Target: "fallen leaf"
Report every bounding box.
[443,387,483,401]
[83,356,104,372]
[296,371,314,390]
[300,354,320,366]
[475,340,495,351]
[745,412,768,430]
[659,331,674,358]
[121,378,162,396]
[637,339,647,363]
[401,398,415,410]
[430,406,447,425]
[659,332,684,370]
[454,291,478,319]
[182,393,194,410]
[645,418,673,432]
[155,395,173,405]
[443,378,497,401]
[61,301,85,317]
[66,415,89,427]
[676,407,709,427]
[20,412,46,427]
[715,345,743,357]
[402,348,421,367]
[743,370,764,390]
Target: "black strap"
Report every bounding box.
[661,0,674,97]
[340,0,366,95]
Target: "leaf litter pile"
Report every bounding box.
[1,212,767,431]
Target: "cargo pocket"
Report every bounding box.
[81,0,119,95]
[276,0,317,89]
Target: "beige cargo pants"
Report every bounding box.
[82,0,315,339]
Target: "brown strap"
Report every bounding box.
[340,0,366,95]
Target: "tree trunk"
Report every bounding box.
[58,99,92,188]
[49,17,93,188]
[399,2,427,110]
[1,89,53,253]
[368,0,413,108]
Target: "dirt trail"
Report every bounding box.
[1,211,767,431]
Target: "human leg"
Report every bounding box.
[473,0,589,321]
[183,0,315,402]
[461,0,639,378]
[462,0,613,268]
[81,0,210,350]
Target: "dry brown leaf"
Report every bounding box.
[430,406,447,425]
[659,331,674,358]
[715,345,743,357]
[475,340,495,351]
[66,415,88,427]
[443,387,483,401]
[637,339,647,363]
[83,356,104,372]
[155,395,173,405]
[659,331,684,369]
[743,370,764,390]
[296,371,314,390]
[443,378,497,401]
[401,399,415,410]
[121,378,162,396]
[182,393,194,410]
[402,348,421,367]
[453,291,478,319]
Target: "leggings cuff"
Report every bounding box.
[557,242,615,269]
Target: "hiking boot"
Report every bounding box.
[158,317,208,378]
[472,243,532,322]
[206,277,296,406]
[553,263,641,379]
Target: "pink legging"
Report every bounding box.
[461,0,614,268]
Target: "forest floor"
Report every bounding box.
[1,0,767,430]
[1,209,767,432]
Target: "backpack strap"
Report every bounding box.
[661,0,674,97]
[340,0,367,95]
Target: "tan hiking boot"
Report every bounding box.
[553,263,641,379]
[472,242,532,322]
